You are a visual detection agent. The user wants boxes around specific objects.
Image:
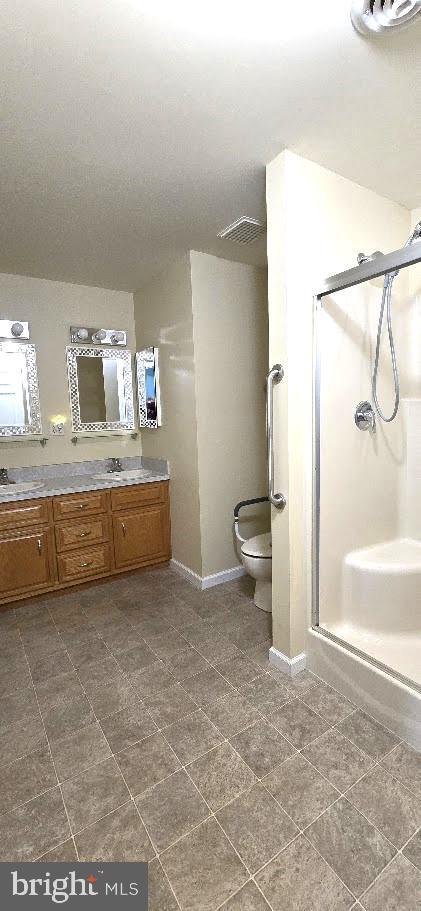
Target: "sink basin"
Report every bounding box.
[93,469,152,482]
[0,481,45,496]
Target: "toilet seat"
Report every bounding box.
[241,532,272,559]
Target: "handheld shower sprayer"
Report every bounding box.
[369,220,421,423]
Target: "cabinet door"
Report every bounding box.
[113,504,170,570]
[0,527,55,600]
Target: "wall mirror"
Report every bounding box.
[136,347,161,428]
[67,346,135,432]
[0,342,42,436]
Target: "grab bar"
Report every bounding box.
[234,496,269,519]
[266,364,286,510]
[234,496,269,546]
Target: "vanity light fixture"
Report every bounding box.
[0,320,30,340]
[70,327,127,347]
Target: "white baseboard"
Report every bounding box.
[269,646,307,678]
[202,566,245,590]
[170,559,245,591]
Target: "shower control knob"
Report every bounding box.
[355,401,376,432]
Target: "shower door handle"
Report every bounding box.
[266,365,287,510]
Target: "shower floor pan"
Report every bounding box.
[323,537,421,689]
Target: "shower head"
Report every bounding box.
[405,221,421,246]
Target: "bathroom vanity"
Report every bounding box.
[0,318,171,607]
[0,467,170,606]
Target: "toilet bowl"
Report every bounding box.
[234,497,272,612]
[240,532,272,612]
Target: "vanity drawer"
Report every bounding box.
[111,481,167,512]
[53,490,108,521]
[0,498,51,532]
[57,543,111,583]
[55,516,110,553]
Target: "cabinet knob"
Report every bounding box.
[37,538,42,555]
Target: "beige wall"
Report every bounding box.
[191,252,269,576]
[133,256,203,576]
[134,252,269,580]
[0,272,139,468]
[266,150,410,657]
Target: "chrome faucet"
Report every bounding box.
[108,458,123,473]
[0,468,14,486]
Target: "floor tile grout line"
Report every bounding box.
[302,672,406,747]
[356,816,421,904]
[69,796,134,840]
[153,856,184,911]
[0,782,68,821]
[16,624,80,862]
[33,834,77,862]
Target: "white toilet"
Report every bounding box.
[234,500,272,612]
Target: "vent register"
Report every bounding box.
[351,0,421,35]
[218,217,266,246]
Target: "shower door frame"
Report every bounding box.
[312,241,421,694]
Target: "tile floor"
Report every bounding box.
[0,565,420,910]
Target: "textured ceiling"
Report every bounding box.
[1,1,421,290]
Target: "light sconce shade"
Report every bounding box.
[92,330,107,343]
[50,414,67,435]
[110,331,125,344]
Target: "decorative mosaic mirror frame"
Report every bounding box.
[0,342,42,437]
[136,347,162,429]
[66,345,135,433]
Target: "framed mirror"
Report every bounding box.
[67,346,135,432]
[0,342,42,436]
[136,347,161,428]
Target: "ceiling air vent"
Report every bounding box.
[351,0,421,35]
[217,217,266,245]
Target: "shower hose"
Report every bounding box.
[372,270,400,424]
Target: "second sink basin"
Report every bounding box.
[0,481,45,496]
[93,469,152,482]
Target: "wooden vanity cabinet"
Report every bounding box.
[112,481,170,571]
[0,481,170,606]
[0,497,56,601]
[113,503,170,570]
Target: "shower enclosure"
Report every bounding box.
[311,240,421,742]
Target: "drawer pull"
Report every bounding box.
[79,531,90,537]
[37,538,42,555]
[75,504,87,510]
[80,560,93,568]
[121,521,126,537]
